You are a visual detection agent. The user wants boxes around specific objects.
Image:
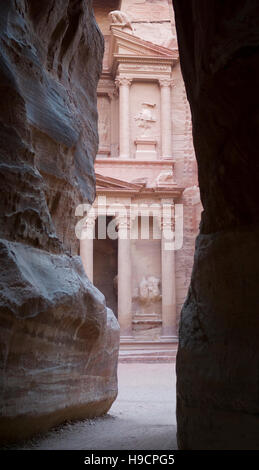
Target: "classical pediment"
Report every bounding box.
[95,172,184,198]
[96,173,145,193]
[108,27,178,72]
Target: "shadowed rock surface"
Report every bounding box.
[173,0,259,449]
[0,0,119,444]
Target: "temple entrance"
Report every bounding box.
[93,216,118,318]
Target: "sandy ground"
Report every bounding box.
[19,363,177,450]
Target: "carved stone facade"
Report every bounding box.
[88,0,202,361]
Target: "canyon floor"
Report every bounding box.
[18,363,177,450]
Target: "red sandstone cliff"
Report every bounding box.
[174,0,259,450]
[0,0,119,444]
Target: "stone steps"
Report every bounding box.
[119,339,178,363]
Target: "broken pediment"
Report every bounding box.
[96,173,145,193]
[108,27,178,72]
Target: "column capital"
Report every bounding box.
[161,202,175,232]
[115,213,131,230]
[161,197,175,205]
[159,78,174,88]
[81,213,96,230]
[107,88,118,100]
[115,76,133,88]
[161,217,175,232]
[80,214,96,241]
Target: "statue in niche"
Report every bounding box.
[98,97,110,146]
[138,276,161,304]
[98,114,109,144]
[134,103,157,138]
[108,10,134,32]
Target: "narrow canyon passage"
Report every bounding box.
[1,0,259,450]
[17,364,177,451]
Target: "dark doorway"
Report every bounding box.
[93,216,118,318]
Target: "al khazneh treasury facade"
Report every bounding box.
[81,0,202,361]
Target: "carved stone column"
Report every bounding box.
[115,76,132,159]
[80,216,95,283]
[159,78,173,160]
[108,88,118,158]
[117,215,132,337]
[161,199,177,339]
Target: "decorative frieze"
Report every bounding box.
[119,64,171,72]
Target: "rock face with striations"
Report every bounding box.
[0,0,119,444]
[173,0,259,449]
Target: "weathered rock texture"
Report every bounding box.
[0,0,119,444]
[173,0,259,449]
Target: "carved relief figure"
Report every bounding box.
[97,96,111,147]
[138,276,161,304]
[134,102,157,137]
[99,115,109,144]
[108,10,134,32]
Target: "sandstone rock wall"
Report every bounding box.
[0,0,119,444]
[173,0,259,449]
